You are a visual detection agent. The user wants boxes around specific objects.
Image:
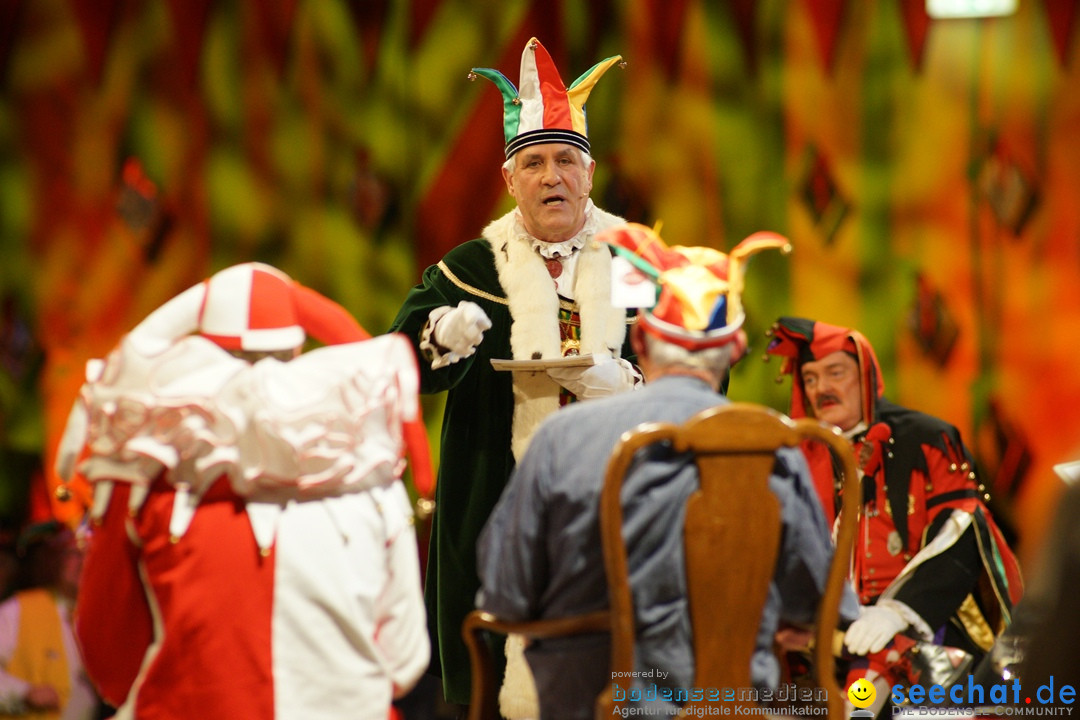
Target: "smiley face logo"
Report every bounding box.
[848,678,876,709]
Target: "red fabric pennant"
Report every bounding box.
[645,0,690,80]
[725,0,760,76]
[0,0,26,88]
[344,0,389,75]
[412,40,523,270]
[164,0,214,92]
[249,0,298,80]
[1043,0,1079,69]
[407,0,444,51]
[802,0,848,74]
[68,0,123,86]
[583,0,616,62]
[413,6,563,270]
[898,0,932,72]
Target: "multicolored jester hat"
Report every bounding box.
[599,223,792,352]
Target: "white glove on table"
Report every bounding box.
[546,356,640,400]
[844,601,912,655]
[423,301,492,369]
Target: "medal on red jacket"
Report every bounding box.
[887,530,903,556]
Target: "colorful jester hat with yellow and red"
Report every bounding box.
[599,223,791,353]
[469,37,624,158]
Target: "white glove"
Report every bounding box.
[430,301,492,360]
[546,356,640,400]
[844,603,911,655]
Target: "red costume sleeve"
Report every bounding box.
[75,483,153,708]
[292,284,370,345]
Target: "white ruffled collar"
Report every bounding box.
[515,199,596,259]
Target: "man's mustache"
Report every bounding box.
[816,394,841,409]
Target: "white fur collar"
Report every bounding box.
[482,205,629,459]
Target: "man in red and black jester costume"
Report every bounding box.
[765,317,1022,708]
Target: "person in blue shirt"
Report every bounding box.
[477,224,858,719]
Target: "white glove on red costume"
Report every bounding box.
[844,601,912,655]
[546,356,641,400]
[423,301,492,369]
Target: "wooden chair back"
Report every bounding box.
[597,402,858,719]
[463,402,859,720]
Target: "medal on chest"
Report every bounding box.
[544,257,563,279]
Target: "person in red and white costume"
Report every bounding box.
[57,263,431,720]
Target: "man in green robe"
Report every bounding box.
[388,37,639,712]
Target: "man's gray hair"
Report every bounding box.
[502,147,594,173]
[642,331,736,379]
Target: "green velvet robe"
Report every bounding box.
[388,206,635,704]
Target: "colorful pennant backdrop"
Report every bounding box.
[0,0,1077,563]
